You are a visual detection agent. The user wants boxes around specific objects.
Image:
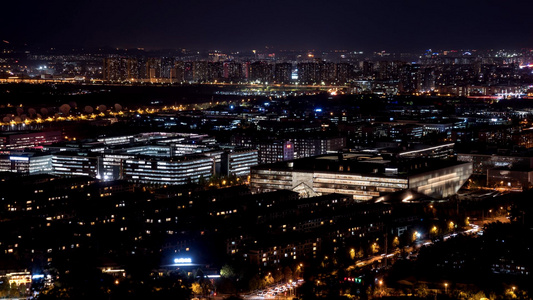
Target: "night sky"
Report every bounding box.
[3,0,533,51]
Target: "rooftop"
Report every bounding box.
[253,153,469,178]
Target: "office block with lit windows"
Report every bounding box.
[123,155,214,185]
[221,148,259,177]
[0,131,62,150]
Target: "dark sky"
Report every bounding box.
[2,0,533,51]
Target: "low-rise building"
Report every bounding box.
[123,155,214,185]
[251,153,472,201]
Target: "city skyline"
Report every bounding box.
[2,1,533,298]
[2,0,533,51]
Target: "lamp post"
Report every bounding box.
[289,280,293,297]
[444,283,448,294]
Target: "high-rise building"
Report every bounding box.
[209,62,224,82]
[160,56,175,79]
[146,57,162,80]
[102,57,141,81]
[174,61,186,82]
[317,62,336,83]
[336,63,353,84]
[193,61,210,82]
[249,61,273,83]
[297,62,317,83]
[274,63,292,83]
[223,62,244,82]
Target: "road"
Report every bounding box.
[243,216,510,299]
[347,218,507,271]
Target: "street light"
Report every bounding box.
[444,283,448,294]
[412,231,420,242]
[448,221,454,232]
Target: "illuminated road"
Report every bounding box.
[346,218,508,271]
[242,281,302,300]
[230,217,511,299]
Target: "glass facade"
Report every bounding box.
[408,163,473,198]
[251,159,472,201]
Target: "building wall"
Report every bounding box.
[248,237,320,265]
[252,167,409,201]
[0,131,62,150]
[257,141,294,164]
[251,162,472,200]
[123,156,214,185]
[52,154,99,177]
[221,150,258,177]
[408,162,472,198]
[313,172,408,201]
[250,168,293,192]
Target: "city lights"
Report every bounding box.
[2,22,533,299]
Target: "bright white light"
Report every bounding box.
[10,156,29,161]
[174,258,192,264]
[402,195,413,203]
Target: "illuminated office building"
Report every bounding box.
[0,131,62,150]
[221,148,259,177]
[101,153,135,181]
[123,155,214,185]
[0,153,52,174]
[251,153,472,201]
[52,152,100,178]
